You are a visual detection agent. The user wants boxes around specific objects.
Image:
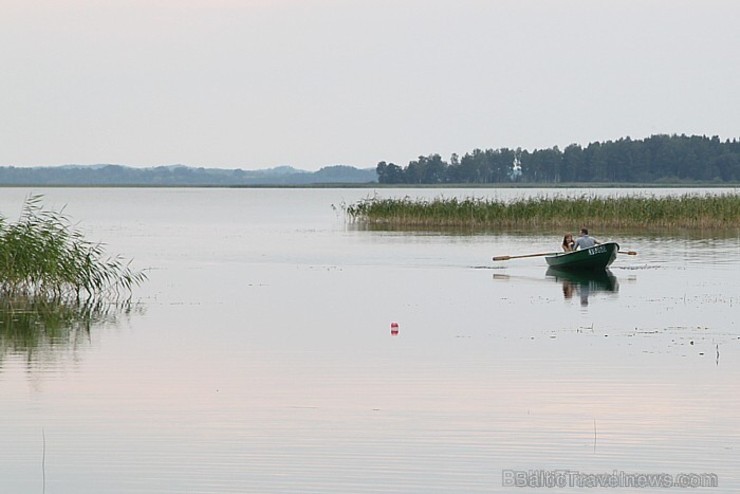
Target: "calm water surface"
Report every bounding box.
[0,188,738,493]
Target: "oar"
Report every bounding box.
[618,250,638,255]
[492,252,558,261]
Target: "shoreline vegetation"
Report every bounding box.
[1,135,738,187]
[0,182,738,190]
[344,194,740,230]
[376,134,740,185]
[0,196,146,362]
[0,195,147,302]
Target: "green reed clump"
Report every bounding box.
[0,195,147,300]
[345,193,740,230]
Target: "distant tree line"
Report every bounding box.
[376,134,740,184]
[0,164,376,186]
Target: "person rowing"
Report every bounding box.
[574,227,601,250]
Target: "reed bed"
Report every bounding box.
[0,195,147,301]
[345,193,740,230]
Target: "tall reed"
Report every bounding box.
[0,195,147,300]
[345,193,740,230]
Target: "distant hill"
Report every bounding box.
[0,164,378,186]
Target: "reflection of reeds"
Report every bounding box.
[0,295,142,362]
[345,194,740,230]
[0,195,146,300]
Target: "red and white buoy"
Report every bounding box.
[390,322,399,336]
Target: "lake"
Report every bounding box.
[0,187,738,493]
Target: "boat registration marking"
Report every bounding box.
[588,245,607,255]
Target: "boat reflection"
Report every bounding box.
[546,267,619,306]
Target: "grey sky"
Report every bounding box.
[2,0,738,170]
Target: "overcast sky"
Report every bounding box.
[1,0,738,170]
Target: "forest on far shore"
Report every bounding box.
[376,134,740,184]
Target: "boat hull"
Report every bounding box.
[545,242,619,271]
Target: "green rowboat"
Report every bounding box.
[545,242,619,271]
